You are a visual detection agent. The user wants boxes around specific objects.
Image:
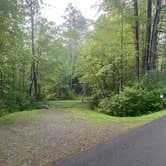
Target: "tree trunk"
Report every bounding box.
[119,13,124,91]
[29,0,38,99]
[150,0,162,69]
[133,0,140,81]
[143,0,152,72]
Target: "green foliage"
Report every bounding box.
[0,0,165,118]
[89,90,105,110]
[75,10,136,104]
[54,85,75,100]
[1,91,32,115]
[142,70,166,90]
[0,100,7,116]
[0,0,32,115]
[89,95,101,110]
[99,86,162,117]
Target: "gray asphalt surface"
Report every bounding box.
[52,116,166,166]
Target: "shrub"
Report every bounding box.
[57,86,75,100]
[142,70,166,90]
[99,86,162,117]
[0,100,7,117]
[3,91,32,114]
[89,90,105,110]
[46,93,57,100]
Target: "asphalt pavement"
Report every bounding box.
[52,116,166,166]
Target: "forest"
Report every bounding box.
[0,0,166,117]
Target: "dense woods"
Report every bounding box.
[0,0,166,116]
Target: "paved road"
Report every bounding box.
[52,116,166,166]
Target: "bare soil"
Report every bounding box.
[0,109,132,166]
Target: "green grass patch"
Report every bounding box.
[49,100,82,109]
[70,106,166,123]
[50,100,166,124]
[1,100,166,127]
[0,109,42,126]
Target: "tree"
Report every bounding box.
[0,0,32,114]
[0,0,165,115]
[62,3,88,88]
[35,18,69,99]
[150,0,162,69]
[143,0,166,71]
[133,0,140,81]
[143,0,152,72]
[26,0,41,99]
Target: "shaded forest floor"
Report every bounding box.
[0,101,166,166]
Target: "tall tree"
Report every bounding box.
[0,0,33,113]
[150,0,162,69]
[133,0,140,81]
[26,0,41,99]
[144,0,152,72]
[62,3,88,88]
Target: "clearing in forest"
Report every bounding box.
[0,101,166,166]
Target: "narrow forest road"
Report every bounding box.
[53,116,166,166]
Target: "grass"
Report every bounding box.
[70,106,166,123]
[1,100,166,126]
[49,100,82,109]
[49,100,166,124]
[1,100,165,166]
[0,109,42,126]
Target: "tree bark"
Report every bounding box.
[143,0,152,72]
[29,0,38,99]
[133,0,140,81]
[150,0,162,69]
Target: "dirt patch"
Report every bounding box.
[0,109,131,166]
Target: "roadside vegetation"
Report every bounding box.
[0,0,166,165]
[0,0,166,118]
[1,100,166,166]
[1,100,166,127]
[49,100,166,124]
[6,99,163,127]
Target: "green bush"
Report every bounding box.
[99,86,162,117]
[46,93,57,100]
[2,91,32,114]
[0,100,7,117]
[142,70,166,90]
[89,90,105,110]
[47,84,76,100]
[56,85,75,100]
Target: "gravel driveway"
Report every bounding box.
[0,109,134,166]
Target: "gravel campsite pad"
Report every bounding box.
[0,109,144,166]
